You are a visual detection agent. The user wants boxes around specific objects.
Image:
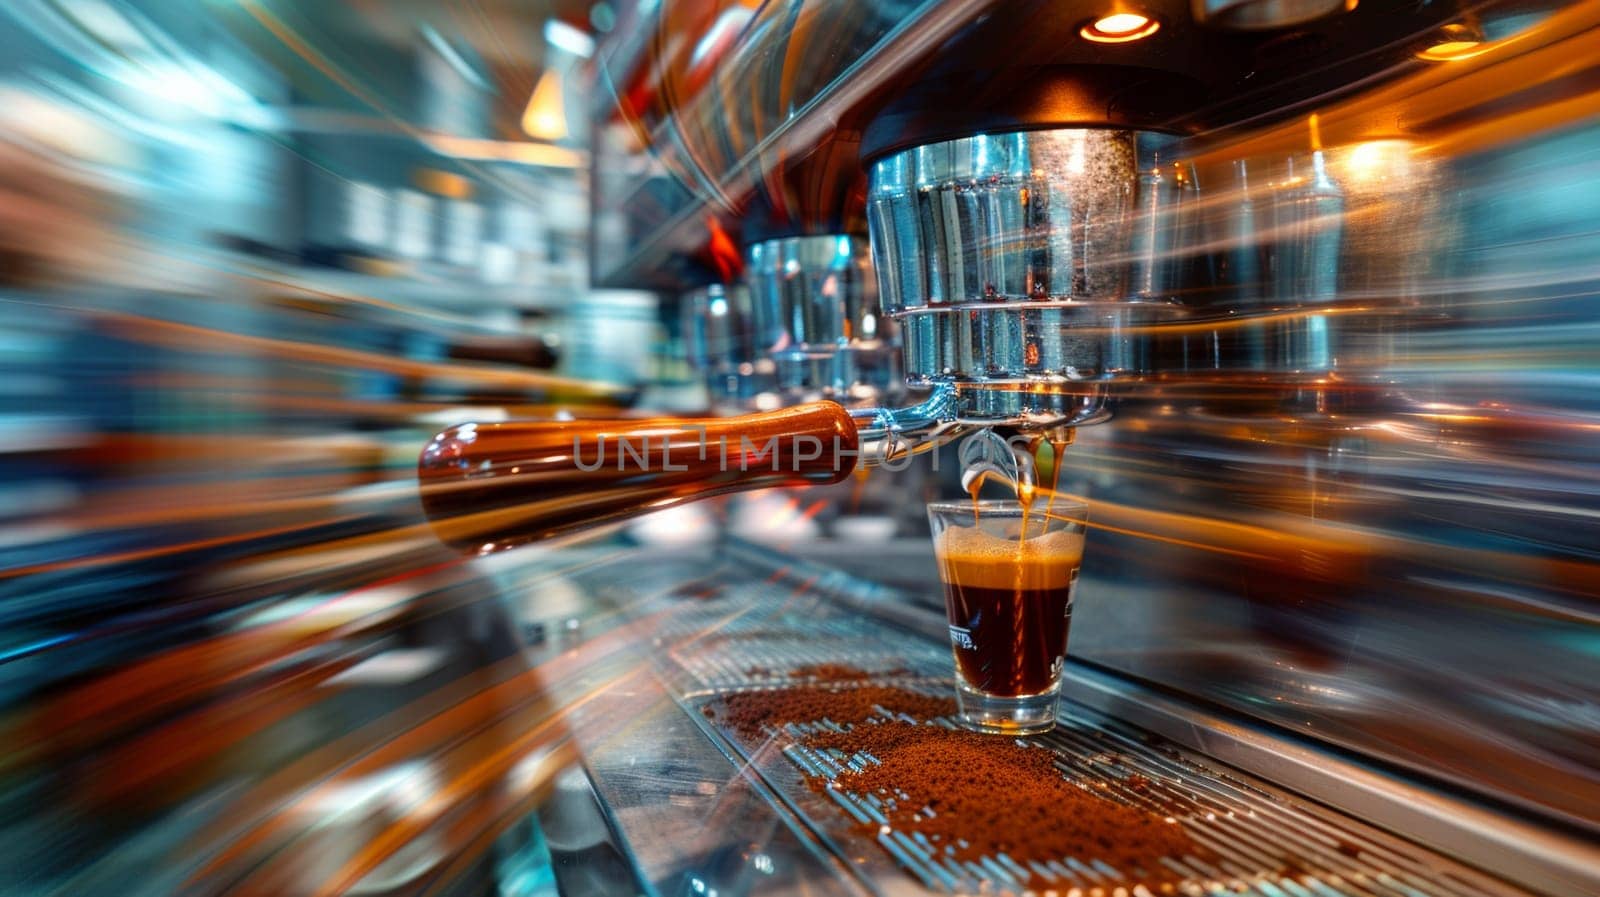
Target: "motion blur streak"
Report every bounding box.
[2,0,1600,893]
[1205,1,1600,157]
[0,0,675,890]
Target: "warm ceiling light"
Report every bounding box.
[1416,23,1488,61]
[1081,12,1160,43]
[521,69,568,142]
[1416,39,1485,61]
[1096,13,1151,33]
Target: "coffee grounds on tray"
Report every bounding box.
[703,685,1201,887]
[787,662,872,681]
[708,685,955,740]
[804,722,1197,883]
[743,663,916,681]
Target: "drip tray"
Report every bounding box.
[649,572,1533,897]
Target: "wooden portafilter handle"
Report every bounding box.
[418,402,860,553]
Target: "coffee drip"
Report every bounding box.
[959,428,1076,527]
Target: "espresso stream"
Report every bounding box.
[935,524,1084,696]
[965,434,1071,526]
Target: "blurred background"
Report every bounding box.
[0,2,644,895]
[0,0,1597,895]
[0,3,932,895]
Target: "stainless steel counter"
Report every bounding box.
[12,537,1595,897]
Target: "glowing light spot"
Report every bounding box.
[1417,22,1490,61]
[1080,12,1160,43]
[1334,139,1417,186]
[1417,39,1486,61]
[521,69,568,141]
[1095,13,1149,33]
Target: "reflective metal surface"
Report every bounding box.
[590,0,989,287]
[867,128,1144,426]
[668,540,1597,895]
[746,234,900,403]
[869,130,1140,309]
[1181,140,1450,378]
[4,0,1600,894]
[1032,18,1600,832]
[590,0,1473,291]
[1062,663,1599,897]
[682,282,776,409]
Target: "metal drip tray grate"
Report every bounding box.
[656,580,1532,897]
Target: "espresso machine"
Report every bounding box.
[414,0,1600,894]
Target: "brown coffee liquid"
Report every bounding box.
[935,527,1084,697]
[966,474,985,522]
[1042,433,1069,518]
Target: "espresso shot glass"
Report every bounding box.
[927,498,1088,735]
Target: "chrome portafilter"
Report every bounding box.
[864,127,1172,432]
[745,233,903,407]
[681,282,775,411]
[1180,138,1449,394]
[811,126,1200,467]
